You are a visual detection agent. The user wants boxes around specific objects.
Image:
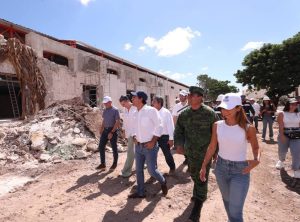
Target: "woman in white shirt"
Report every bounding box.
[276,98,300,184]
[200,93,260,222]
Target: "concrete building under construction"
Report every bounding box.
[0,19,188,119]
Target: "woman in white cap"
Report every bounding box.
[260,96,276,142]
[276,98,300,185]
[200,93,260,222]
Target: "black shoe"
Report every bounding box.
[161,179,168,196]
[110,163,117,170]
[95,163,106,170]
[188,199,203,222]
[128,192,146,199]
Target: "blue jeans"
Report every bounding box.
[215,156,250,222]
[158,135,175,170]
[262,115,274,139]
[278,135,300,170]
[98,127,118,165]
[253,116,259,130]
[135,143,165,196]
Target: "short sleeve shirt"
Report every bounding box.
[102,106,120,128]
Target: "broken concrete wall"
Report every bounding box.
[24,32,188,111]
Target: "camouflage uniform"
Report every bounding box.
[174,87,217,202]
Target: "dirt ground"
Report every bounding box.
[0,123,300,222]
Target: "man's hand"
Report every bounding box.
[108,132,113,140]
[168,140,174,148]
[145,141,156,149]
[175,146,184,155]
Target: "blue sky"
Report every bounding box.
[2,0,300,89]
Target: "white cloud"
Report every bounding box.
[201,66,208,71]
[158,70,194,81]
[241,41,264,51]
[124,43,132,50]
[143,27,201,57]
[138,46,146,51]
[79,0,95,6]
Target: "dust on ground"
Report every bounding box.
[0,123,299,222]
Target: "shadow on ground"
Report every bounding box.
[280,168,300,195]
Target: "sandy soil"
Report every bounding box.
[0,123,300,222]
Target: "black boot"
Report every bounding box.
[188,199,203,222]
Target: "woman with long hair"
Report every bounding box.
[260,96,276,142]
[276,98,300,184]
[200,93,261,222]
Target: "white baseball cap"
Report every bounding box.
[179,90,189,96]
[102,96,112,104]
[216,94,224,102]
[218,93,242,110]
[263,96,270,101]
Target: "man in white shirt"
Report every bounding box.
[250,98,261,132]
[172,90,189,124]
[152,96,176,175]
[128,91,167,198]
[119,95,137,178]
[172,90,189,165]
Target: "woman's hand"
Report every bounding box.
[199,167,207,182]
[242,159,260,174]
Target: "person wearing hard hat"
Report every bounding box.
[260,96,276,142]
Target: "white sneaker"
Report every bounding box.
[275,160,284,169]
[294,170,300,178]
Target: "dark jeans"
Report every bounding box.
[98,127,118,165]
[253,116,259,130]
[158,135,176,170]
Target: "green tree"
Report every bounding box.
[235,32,300,102]
[197,74,238,101]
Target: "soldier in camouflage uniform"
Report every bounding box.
[174,86,217,222]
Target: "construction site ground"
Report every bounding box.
[0,123,300,222]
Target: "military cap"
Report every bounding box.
[189,86,204,96]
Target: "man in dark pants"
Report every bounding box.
[152,96,176,175]
[241,95,255,123]
[174,86,217,222]
[96,96,120,170]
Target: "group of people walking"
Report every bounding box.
[95,87,300,222]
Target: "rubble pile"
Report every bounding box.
[0,97,107,166]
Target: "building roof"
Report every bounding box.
[0,18,189,88]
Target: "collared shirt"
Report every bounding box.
[122,105,137,138]
[133,105,162,143]
[172,101,188,117]
[252,102,261,116]
[158,107,175,140]
[102,106,120,128]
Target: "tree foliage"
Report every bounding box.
[235,32,300,101]
[197,74,238,101]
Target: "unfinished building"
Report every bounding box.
[0,19,188,119]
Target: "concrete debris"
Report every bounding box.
[39,154,51,162]
[0,97,128,166]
